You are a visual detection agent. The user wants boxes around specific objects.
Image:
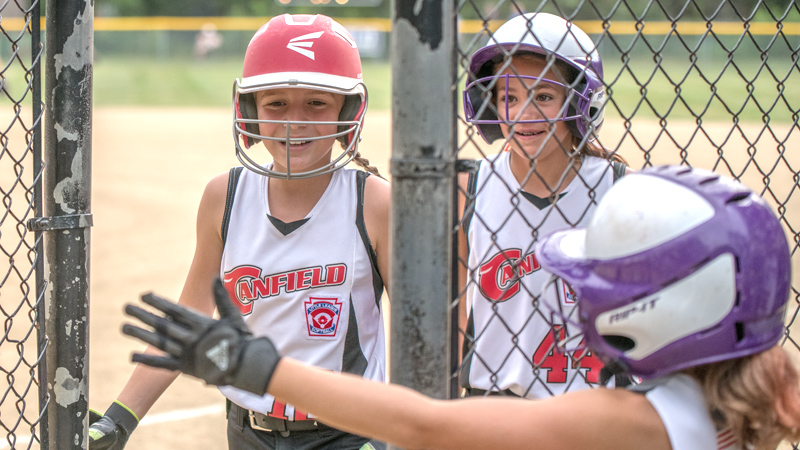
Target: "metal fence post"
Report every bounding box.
[389,1,456,445]
[42,0,94,448]
[31,0,49,446]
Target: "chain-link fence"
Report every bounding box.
[0,1,44,449]
[3,1,800,448]
[451,0,800,433]
[1,1,93,448]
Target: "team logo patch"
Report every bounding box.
[561,280,577,305]
[477,249,541,302]
[305,296,343,338]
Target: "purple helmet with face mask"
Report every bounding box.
[535,165,790,379]
[463,12,606,144]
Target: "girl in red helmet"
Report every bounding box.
[90,14,389,450]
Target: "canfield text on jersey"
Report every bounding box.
[225,264,347,315]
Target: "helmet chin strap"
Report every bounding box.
[598,359,630,385]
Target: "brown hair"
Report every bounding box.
[352,150,383,178]
[685,346,800,450]
[575,136,627,164]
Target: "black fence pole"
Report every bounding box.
[389,2,456,450]
[41,0,94,448]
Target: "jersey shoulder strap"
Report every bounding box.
[355,170,384,308]
[355,169,370,234]
[221,166,245,246]
[461,160,482,235]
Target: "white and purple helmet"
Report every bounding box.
[463,12,605,143]
[536,166,790,379]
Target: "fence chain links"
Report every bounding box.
[0,2,45,449]
[453,3,800,446]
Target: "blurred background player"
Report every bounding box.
[89,13,390,450]
[458,12,630,398]
[194,23,223,60]
[125,165,800,450]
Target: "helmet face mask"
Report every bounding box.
[463,13,605,144]
[464,73,591,130]
[536,166,791,379]
[233,14,368,179]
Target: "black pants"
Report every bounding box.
[226,401,386,450]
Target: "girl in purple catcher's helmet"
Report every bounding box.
[463,12,614,155]
[128,165,800,450]
[458,12,631,400]
[464,13,606,146]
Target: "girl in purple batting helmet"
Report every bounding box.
[457,12,631,399]
[463,12,607,146]
[128,165,800,450]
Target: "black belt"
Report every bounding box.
[463,387,521,397]
[229,401,319,434]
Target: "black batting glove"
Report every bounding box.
[122,278,281,395]
[88,401,139,450]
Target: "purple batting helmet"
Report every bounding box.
[463,12,606,144]
[535,165,790,379]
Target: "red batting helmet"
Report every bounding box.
[233,14,368,179]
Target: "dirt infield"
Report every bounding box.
[2,106,798,449]
[90,107,250,450]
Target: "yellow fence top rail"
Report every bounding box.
[2,16,798,35]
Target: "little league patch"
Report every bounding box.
[305,296,343,338]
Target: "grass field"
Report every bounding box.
[86,56,800,126]
[91,57,393,110]
[3,51,793,124]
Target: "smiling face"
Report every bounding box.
[495,55,574,167]
[254,88,346,176]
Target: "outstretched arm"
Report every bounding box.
[122,280,670,450]
[268,360,669,450]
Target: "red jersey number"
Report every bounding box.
[533,325,603,384]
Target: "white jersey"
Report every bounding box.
[462,153,618,398]
[636,374,742,450]
[219,167,386,420]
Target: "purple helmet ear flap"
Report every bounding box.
[564,69,604,141]
[463,55,510,144]
[465,83,504,143]
[561,64,585,140]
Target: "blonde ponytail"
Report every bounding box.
[686,346,800,450]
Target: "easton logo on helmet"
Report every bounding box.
[287,31,324,60]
